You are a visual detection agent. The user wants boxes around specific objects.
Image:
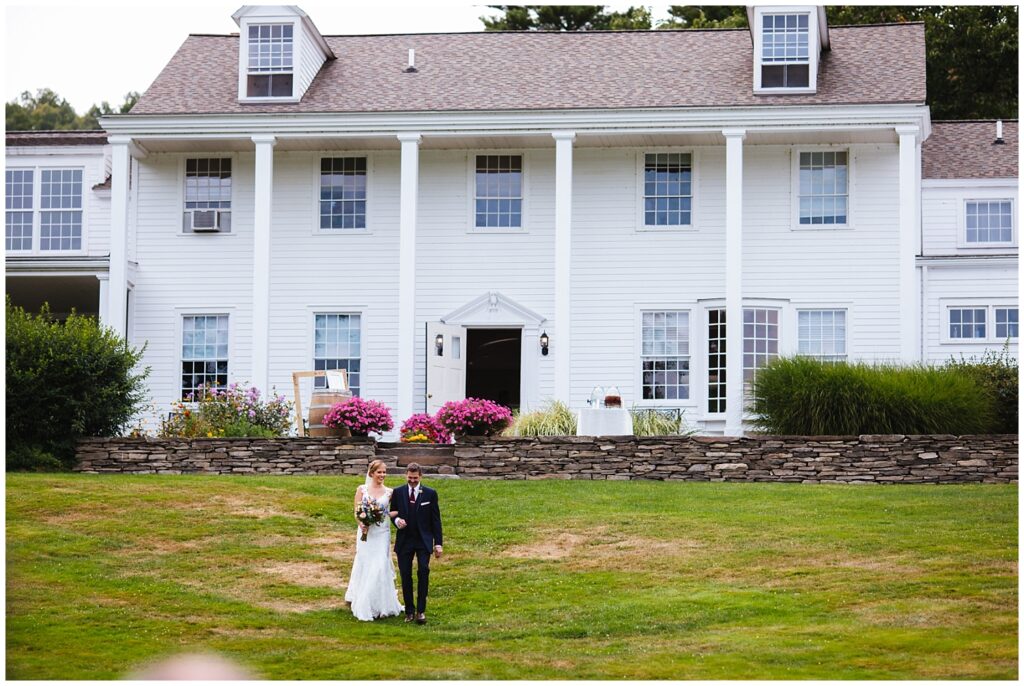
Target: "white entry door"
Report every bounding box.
[426,321,466,413]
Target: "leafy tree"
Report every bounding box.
[481,5,651,30]
[6,298,150,470]
[6,89,139,131]
[660,6,747,29]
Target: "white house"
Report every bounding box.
[919,120,1019,363]
[5,5,1018,435]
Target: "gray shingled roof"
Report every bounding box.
[6,130,108,146]
[131,23,925,116]
[923,121,1019,180]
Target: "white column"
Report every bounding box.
[397,133,422,423]
[107,137,131,338]
[97,275,109,328]
[251,135,276,393]
[896,126,921,362]
[723,129,746,436]
[553,131,575,403]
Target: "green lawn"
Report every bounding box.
[6,474,1018,680]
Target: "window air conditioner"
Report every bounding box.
[190,210,222,232]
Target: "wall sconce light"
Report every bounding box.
[540,331,549,356]
[435,333,444,356]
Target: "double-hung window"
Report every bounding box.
[474,155,522,229]
[995,308,1019,339]
[760,13,810,88]
[965,200,1014,245]
[183,158,232,232]
[643,153,692,227]
[181,315,229,400]
[313,314,361,395]
[641,311,690,400]
[6,168,84,253]
[798,151,848,226]
[798,309,847,362]
[320,158,367,230]
[246,23,294,97]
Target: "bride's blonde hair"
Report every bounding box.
[366,459,387,476]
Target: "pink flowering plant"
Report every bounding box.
[323,397,394,436]
[159,382,293,438]
[400,413,452,444]
[436,397,513,437]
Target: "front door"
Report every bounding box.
[465,328,522,410]
[426,322,466,413]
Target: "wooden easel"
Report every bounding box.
[291,369,350,437]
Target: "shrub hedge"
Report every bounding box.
[6,298,149,470]
[751,356,996,436]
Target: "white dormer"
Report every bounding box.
[749,6,829,95]
[232,5,334,103]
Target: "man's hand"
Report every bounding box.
[434,545,443,559]
[395,518,406,529]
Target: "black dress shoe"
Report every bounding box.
[415,613,426,624]
[404,614,414,623]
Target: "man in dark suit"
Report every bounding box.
[390,463,443,624]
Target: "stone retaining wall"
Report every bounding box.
[453,434,1018,483]
[75,436,377,475]
[75,434,1017,483]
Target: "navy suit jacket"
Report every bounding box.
[391,484,443,553]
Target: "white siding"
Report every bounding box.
[4,146,110,258]
[922,181,1019,256]
[295,25,325,100]
[922,263,1018,362]
[131,153,254,421]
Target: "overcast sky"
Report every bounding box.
[5,2,673,114]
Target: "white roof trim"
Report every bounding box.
[441,291,547,326]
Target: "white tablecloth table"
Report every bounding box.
[577,407,633,436]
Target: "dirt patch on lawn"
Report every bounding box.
[258,561,345,589]
[307,533,356,561]
[205,495,303,520]
[504,532,590,560]
[502,529,704,570]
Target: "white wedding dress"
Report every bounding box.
[344,485,404,621]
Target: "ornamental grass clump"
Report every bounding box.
[630,408,688,436]
[400,413,452,443]
[505,400,577,436]
[751,356,995,435]
[159,383,293,438]
[323,397,394,436]
[436,397,513,437]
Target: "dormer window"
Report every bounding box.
[246,23,294,97]
[761,14,809,88]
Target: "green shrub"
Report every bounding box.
[505,399,577,436]
[6,298,149,470]
[945,347,1018,434]
[630,408,687,436]
[751,356,995,435]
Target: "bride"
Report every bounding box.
[344,460,404,621]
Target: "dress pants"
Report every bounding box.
[396,547,431,614]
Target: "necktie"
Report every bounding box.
[409,488,416,505]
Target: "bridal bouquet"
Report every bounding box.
[356,497,387,542]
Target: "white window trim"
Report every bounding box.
[697,300,727,419]
[790,146,855,231]
[794,306,851,361]
[466,150,528,234]
[958,197,1017,249]
[940,300,1019,344]
[632,303,697,409]
[177,154,238,239]
[175,309,234,403]
[306,306,367,396]
[5,164,89,256]
[237,19,300,102]
[312,153,374,235]
[635,149,699,232]
[752,6,819,95]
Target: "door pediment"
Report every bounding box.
[441,291,547,327]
